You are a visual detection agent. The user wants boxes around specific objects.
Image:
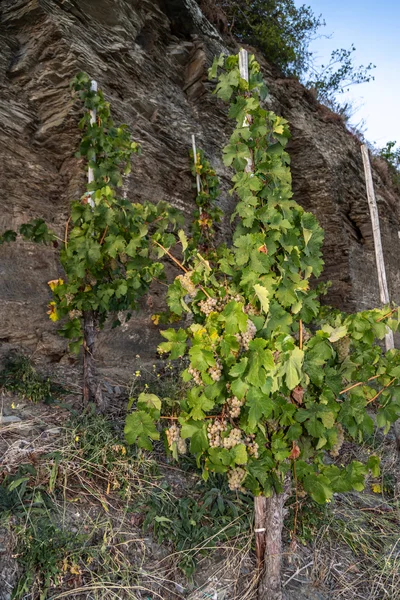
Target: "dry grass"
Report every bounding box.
[1,390,399,600]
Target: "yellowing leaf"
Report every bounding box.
[47,301,60,322]
[254,284,270,313]
[303,229,313,246]
[47,278,64,291]
[178,229,188,252]
[151,314,160,325]
[70,564,81,575]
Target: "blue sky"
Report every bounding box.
[295,0,400,149]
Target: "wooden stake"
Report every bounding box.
[361,145,394,351]
[88,80,98,209]
[191,134,201,194]
[239,49,253,173]
[361,145,400,451]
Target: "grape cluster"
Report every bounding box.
[227,396,244,418]
[188,366,203,385]
[177,272,197,297]
[166,424,187,455]
[208,359,222,381]
[199,297,218,315]
[68,309,82,320]
[207,419,227,447]
[246,436,259,458]
[244,304,259,316]
[177,437,187,455]
[228,467,246,491]
[65,293,74,305]
[223,428,242,449]
[166,423,180,448]
[236,319,257,351]
[330,423,344,457]
[334,337,351,362]
[119,252,128,264]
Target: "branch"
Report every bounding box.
[366,378,396,405]
[340,374,380,395]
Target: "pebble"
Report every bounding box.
[0,416,22,425]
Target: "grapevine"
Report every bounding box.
[126,51,400,505]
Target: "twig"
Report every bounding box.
[299,320,303,350]
[64,216,71,248]
[283,561,314,588]
[153,240,188,273]
[99,225,108,245]
[376,307,398,322]
[366,378,396,405]
[153,240,211,298]
[340,374,380,395]
[160,414,223,420]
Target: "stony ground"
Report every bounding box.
[0,381,399,600]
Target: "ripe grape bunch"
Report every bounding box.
[207,418,227,447]
[227,395,244,418]
[208,359,222,381]
[228,467,247,491]
[166,423,187,454]
[329,423,344,457]
[177,271,197,297]
[223,427,242,449]
[334,336,351,362]
[246,435,259,458]
[199,297,218,316]
[236,318,257,351]
[188,365,203,385]
[166,423,180,448]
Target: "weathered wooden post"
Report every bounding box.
[82,79,103,408]
[191,134,201,194]
[361,144,394,350]
[361,144,400,450]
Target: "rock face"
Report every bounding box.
[1,0,399,380]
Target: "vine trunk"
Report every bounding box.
[83,310,105,411]
[255,479,291,600]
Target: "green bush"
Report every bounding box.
[207,0,322,77]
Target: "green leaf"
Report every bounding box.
[231,378,248,400]
[189,345,215,372]
[284,347,304,390]
[187,387,214,420]
[229,358,248,378]
[158,328,187,359]
[247,387,273,430]
[303,474,333,504]
[366,455,380,477]
[222,301,247,334]
[190,429,209,453]
[137,393,161,418]
[232,443,248,465]
[246,338,275,387]
[124,411,160,449]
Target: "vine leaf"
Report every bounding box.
[284,347,304,390]
[124,411,159,450]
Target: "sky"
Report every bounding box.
[294,0,400,149]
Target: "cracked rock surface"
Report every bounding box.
[0,0,399,380]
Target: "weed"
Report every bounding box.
[0,353,65,404]
[137,474,253,576]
